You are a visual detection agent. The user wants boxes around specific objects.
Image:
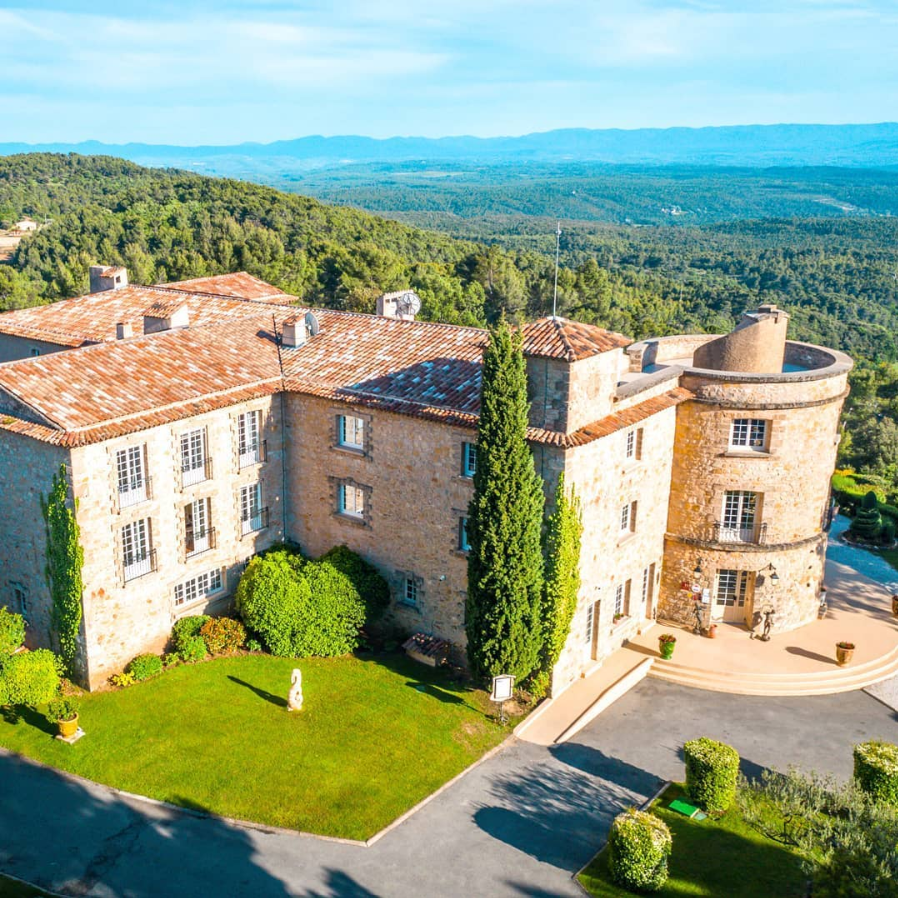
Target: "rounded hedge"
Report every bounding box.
[608,808,672,893]
[125,653,164,682]
[320,545,390,621]
[684,737,740,812]
[854,740,898,808]
[236,549,366,657]
[172,615,211,648]
[0,649,62,707]
[199,617,246,655]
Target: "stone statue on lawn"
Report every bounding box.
[288,668,303,711]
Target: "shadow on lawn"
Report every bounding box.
[0,751,294,896]
[1,704,55,735]
[475,745,661,869]
[227,675,288,708]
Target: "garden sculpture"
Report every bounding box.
[288,668,303,711]
[692,600,704,635]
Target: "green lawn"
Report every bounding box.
[578,784,806,898]
[0,653,511,841]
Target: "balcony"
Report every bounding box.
[713,521,767,545]
[181,456,213,488]
[122,548,157,584]
[241,506,269,536]
[185,527,216,560]
[239,440,267,470]
[118,476,152,510]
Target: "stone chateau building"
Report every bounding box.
[0,268,851,691]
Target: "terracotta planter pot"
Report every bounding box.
[57,714,79,739]
[707,624,718,639]
[835,645,855,667]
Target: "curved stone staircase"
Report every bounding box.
[647,642,898,696]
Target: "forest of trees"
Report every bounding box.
[2,152,898,488]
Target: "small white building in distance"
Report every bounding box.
[12,218,39,234]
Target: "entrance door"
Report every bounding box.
[714,570,750,623]
[585,600,601,661]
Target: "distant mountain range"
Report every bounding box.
[2,123,898,170]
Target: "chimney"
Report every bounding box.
[282,315,307,348]
[90,265,128,294]
[142,301,189,334]
[376,290,421,321]
[116,321,133,340]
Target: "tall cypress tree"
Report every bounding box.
[542,473,583,673]
[466,320,545,681]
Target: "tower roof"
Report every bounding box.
[521,316,632,362]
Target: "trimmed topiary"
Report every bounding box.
[684,737,740,812]
[608,808,672,893]
[854,741,898,808]
[125,653,164,682]
[850,490,883,540]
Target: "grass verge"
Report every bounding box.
[577,784,806,897]
[0,653,511,841]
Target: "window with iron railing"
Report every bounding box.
[238,410,265,469]
[181,428,211,487]
[116,444,149,509]
[718,491,761,543]
[121,518,156,583]
[184,498,214,558]
[240,483,268,535]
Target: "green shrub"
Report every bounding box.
[199,617,246,655]
[850,490,883,540]
[525,669,551,702]
[46,696,79,723]
[684,737,740,812]
[608,808,672,892]
[320,545,390,621]
[0,649,62,706]
[245,638,263,653]
[178,635,208,663]
[854,741,898,807]
[882,519,897,544]
[171,615,211,650]
[125,653,164,682]
[236,550,365,657]
[0,606,25,655]
[109,671,136,688]
[162,653,181,668]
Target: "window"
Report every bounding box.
[30,347,41,357]
[620,500,637,534]
[240,483,266,535]
[338,482,366,519]
[462,442,477,478]
[730,418,768,452]
[625,428,643,461]
[614,584,625,617]
[185,497,212,557]
[584,602,596,644]
[122,518,154,582]
[720,491,758,543]
[116,444,147,508]
[458,516,471,552]
[174,568,223,608]
[715,570,750,608]
[9,583,28,623]
[181,428,209,487]
[338,415,365,451]
[238,410,263,468]
[642,567,651,605]
[402,577,419,607]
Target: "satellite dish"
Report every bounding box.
[304,311,321,336]
[396,291,422,318]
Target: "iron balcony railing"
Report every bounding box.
[713,521,768,545]
[185,527,216,560]
[181,455,213,488]
[122,548,157,584]
[241,506,269,536]
[118,476,152,510]
[238,440,268,470]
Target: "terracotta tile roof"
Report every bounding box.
[143,299,187,318]
[0,280,293,347]
[165,273,294,303]
[521,317,631,361]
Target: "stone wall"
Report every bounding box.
[0,334,68,364]
[285,394,475,649]
[69,395,285,688]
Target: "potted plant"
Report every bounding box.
[47,697,79,738]
[658,633,677,660]
[613,613,625,624]
[707,623,718,639]
[835,641,856,667]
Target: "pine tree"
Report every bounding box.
[542,473,583,672]
[466,320,545,681]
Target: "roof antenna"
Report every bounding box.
[552,220,561,319]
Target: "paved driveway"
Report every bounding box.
[3,682,897,898]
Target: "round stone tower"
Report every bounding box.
[628,305,852,635]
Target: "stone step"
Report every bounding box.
[647,652,898,696]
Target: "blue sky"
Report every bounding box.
[1,0,896,144]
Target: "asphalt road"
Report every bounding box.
[2,680,897,898]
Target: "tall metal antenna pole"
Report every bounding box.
[552,220,561,318]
